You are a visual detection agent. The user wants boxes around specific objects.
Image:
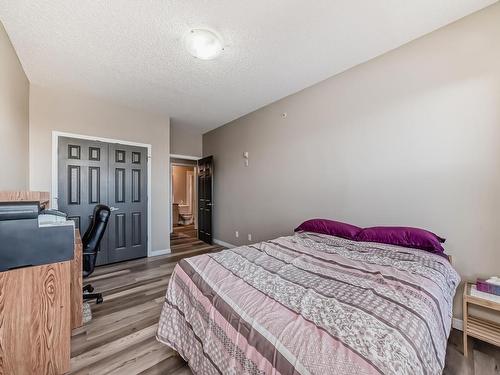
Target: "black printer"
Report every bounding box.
[0,201,75,272]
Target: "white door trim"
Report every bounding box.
[51,131,154,257]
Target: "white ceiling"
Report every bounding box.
[0,1,496,133]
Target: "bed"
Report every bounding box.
[157,230,460,375]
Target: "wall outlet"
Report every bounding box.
[248,234,252,242]
[235,231,239,238]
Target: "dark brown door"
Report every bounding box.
[58,137,148,265]
[198,156,213,244]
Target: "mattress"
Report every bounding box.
[157,231,460,375]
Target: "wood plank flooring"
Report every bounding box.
[446,329,500,375]
[171,225,197,251]
[70,228,500,374]
[69,232,223,374]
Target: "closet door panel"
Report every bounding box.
[107,144,148,263]
[58,137,109,265]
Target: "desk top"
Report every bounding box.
[0,191,50,207]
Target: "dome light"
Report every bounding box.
[185,29,223,60]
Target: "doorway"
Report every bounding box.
[56,135,149,265]
[170,158,198,243]
[169,154,213,251]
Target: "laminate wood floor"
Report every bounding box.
[445,329,500,375]
[69,236,222,374]
[171,224,197,247]
[70,234,500,374]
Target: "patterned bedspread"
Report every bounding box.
[157,231,460,375]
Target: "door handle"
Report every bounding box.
[110,207,119,212]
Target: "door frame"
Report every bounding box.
[51,131,153,257]
[169,154,200,234]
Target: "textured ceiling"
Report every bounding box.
[0,0,497,133]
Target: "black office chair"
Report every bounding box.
[82,204,111,304]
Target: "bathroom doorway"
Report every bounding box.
[170,157,198,242]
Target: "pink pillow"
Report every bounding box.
[356,226,445,254]
[295,219,362,240]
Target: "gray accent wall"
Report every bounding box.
[203,3,500,318]
[0,21,29,190]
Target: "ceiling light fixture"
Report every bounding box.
[185,29,223,60]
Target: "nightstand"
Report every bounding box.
[463,281,500,357]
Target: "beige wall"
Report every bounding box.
[172,165,193,204]
[0,22,29,190]
[204,3,500,318]
[170,122,202,157]
[29,84,171,251]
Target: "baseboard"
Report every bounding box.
[149,248,171,257]
[452,318,464,331]
[213,239,237,249]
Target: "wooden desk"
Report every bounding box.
[0,261,71,374]
[0,231,82,374]
[0,191,83,329]
[0,191,83,374]
[0,191,50,208]
[71,230,83,329]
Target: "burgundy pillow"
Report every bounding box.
[356,226,445,254]
[295,219,362,240]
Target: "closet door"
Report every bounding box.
[107,144,148,263]
[58,137,110,265]
[58,137,148,265]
